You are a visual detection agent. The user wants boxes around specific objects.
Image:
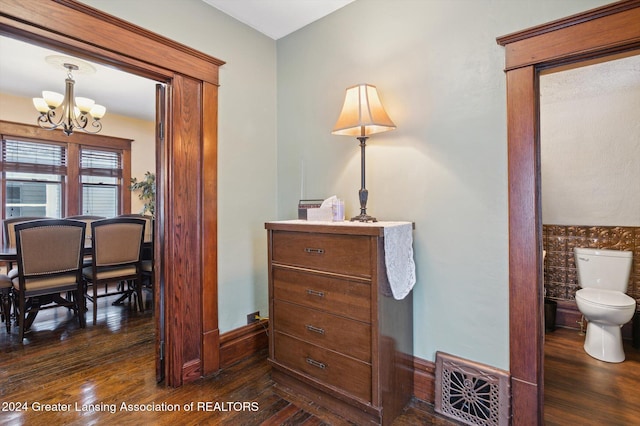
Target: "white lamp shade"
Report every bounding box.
[75,97,95,113]
[42,91,64,108]
[332,84,396,137]
[33,97,49,113]
[90,104,106,119]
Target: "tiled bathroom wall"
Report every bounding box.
[543,225,640,303]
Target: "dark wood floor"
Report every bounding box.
[3,295,637,425]
[0,293,459,425]
[544,326,640,426]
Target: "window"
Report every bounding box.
[0,120,133,221]
[80,148,122,217]
[2,139,65,218]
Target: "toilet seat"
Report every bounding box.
[576,288,636,309]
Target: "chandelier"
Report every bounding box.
[32,57,106,136]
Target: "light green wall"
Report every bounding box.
[78,0,615,368]
[276,0,611,368]
[80,0,278,333]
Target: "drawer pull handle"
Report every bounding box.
[306,357,326,370]
[306,289,325,298]
[305,324,325,335]
[304,247,325,255]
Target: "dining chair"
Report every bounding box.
[118,214,153,245]
[0,274,12,333]
[83,217,146,325]
[3,217,51,248]
[65,215,106,241]
[65,215,106,265]
[12,219,86,340]
[2,217,50,277]
[119,214,154,307]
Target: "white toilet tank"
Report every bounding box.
[574,247,632,292]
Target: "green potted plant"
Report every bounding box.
[130,171,155,216]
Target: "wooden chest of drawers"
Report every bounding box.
[266,221,414,425]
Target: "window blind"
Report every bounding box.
[1,139,67,175]
[80,148,122,178]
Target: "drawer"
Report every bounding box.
[274,299,371,362]
[274,332,372,403]
[273,267,370,323]
[272,231,371,277]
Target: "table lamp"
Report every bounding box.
[332,84,396,222]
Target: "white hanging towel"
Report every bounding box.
[383,222,416,300]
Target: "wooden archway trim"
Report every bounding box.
[497,1,640,423]
[0,0,223,83]
[1,0,224,387]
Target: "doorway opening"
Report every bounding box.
[539,51,640,424]
[1,0,223,387]
[497,1,640,421]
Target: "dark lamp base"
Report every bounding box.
[350,214,377,222]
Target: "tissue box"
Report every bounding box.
[306,207,333,221]
[298,199,323,219]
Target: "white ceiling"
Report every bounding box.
[0,1,353,123]
[202,0,355,40]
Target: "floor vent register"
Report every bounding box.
[435,351,510,426]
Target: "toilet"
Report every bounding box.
[574,247,636,363]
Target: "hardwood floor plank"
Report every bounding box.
[544,327,640,426]
[257,399,292,425]
[260,403,301,425]
[300,416,330,426]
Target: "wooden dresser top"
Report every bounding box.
[265,220,413,236]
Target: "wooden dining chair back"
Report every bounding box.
[118,214,154,301]
[118,214,153,244]
[84,217,146,325]
[2,216,50,277]
[3,217,50,248]
[65,215,106,248]
[12,219,86,340]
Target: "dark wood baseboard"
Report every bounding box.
[554,299,583,331]
[219,319,268,368]
[413,356,436,403]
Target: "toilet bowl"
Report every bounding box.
[574,247,636,363]
[575,288,635,362]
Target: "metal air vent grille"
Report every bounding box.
[435,352,510,426]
